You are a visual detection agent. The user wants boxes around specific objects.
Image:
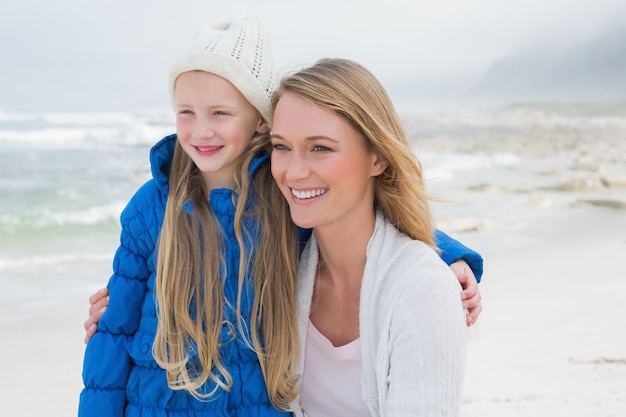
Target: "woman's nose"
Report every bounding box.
[284,151,310,181]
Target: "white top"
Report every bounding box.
[300,320,370,417]
[293,213,467,417]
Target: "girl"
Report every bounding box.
[79,17,299,417]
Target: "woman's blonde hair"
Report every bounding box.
[152,129,300,410]
[271,58,435,246]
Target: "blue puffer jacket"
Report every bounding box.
[79,134,288,417]
[79,133,483,417]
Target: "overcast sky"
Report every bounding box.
[1,0,625,113]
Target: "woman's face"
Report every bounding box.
[270,92,387,230]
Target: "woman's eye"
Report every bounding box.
[312,145,331,152]
[272,143,288,151]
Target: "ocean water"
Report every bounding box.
[0,111,175,321]
[1,103,625,322]
[406,103,626,234]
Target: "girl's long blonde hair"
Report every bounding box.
[271,58,436,246]
[152,129,300,410]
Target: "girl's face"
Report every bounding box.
[174,71,268,190]
[270,92,387,230]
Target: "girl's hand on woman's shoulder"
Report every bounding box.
[450,260,483,327]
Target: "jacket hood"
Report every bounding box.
[149,134,177,194]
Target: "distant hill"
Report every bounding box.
[468,24,626,104]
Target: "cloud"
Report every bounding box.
[2,0,626,112]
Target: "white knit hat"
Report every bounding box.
[169,16,277,123]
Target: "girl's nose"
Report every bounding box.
[194,118,215,139]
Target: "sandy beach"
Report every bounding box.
[461,209,626,416]
[1,103,625,416]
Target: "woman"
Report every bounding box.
[270,58,467,416]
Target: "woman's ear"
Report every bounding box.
[371,154,389,177]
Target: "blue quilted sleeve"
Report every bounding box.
[78,181,161,416]
[435,229,484,282]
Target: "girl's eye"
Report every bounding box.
[214,110,228,116]
[179,109,193,115]
[272,143,288,151]
[312,144,331,152]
